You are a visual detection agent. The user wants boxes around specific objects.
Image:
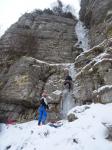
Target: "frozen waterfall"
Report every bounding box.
[75,20,90,51]
[60,63,76,118]
[60,0,90,118]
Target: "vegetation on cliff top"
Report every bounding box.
[25,0,75,19]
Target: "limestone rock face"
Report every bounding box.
[73,38,112,104]
[0,55,74,122]
[0,56,51,103]
[0,13,78,64]
[0,12,80,123]
[0,56,60,122]
[80,0,112,47]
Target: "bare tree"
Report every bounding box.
[52,0,63,15]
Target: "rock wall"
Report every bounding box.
[0,12,79,123]
[80,0,112,47]
[0,56,69,122]
[74,0,112,105]
[73,38,112,104]
[0,12,79,64]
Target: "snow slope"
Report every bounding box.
[0,103,112,150]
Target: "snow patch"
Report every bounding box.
[93,85,112,93]
[52,90,62,95]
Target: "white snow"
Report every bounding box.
[1,103,112,150]
[75,40,107,61]
[52,90,62,95]
[93,85,112,93]
[94,53,109,62]
[93,58,112,67]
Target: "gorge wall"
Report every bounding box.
[73,0,112,105]
[0,11,79,64]
[0,11,80,123]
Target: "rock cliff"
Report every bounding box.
[0,11,79,64]
[80,0,112,47]
[73,38,112,104]
[0,55,68,122]
[0,11,80,122]
[73,0,112,105]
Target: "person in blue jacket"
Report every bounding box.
[38,91,49,125]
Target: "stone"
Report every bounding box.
[67,113,78,122]
[106,125,112,141]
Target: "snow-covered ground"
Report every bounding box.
[0,103,112,150]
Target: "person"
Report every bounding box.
[63,68,73,91]
[38,91,49,125]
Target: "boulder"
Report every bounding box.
[107,125,112,141]
[67,113,78,122]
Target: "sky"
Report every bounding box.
[0,0,80,36]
